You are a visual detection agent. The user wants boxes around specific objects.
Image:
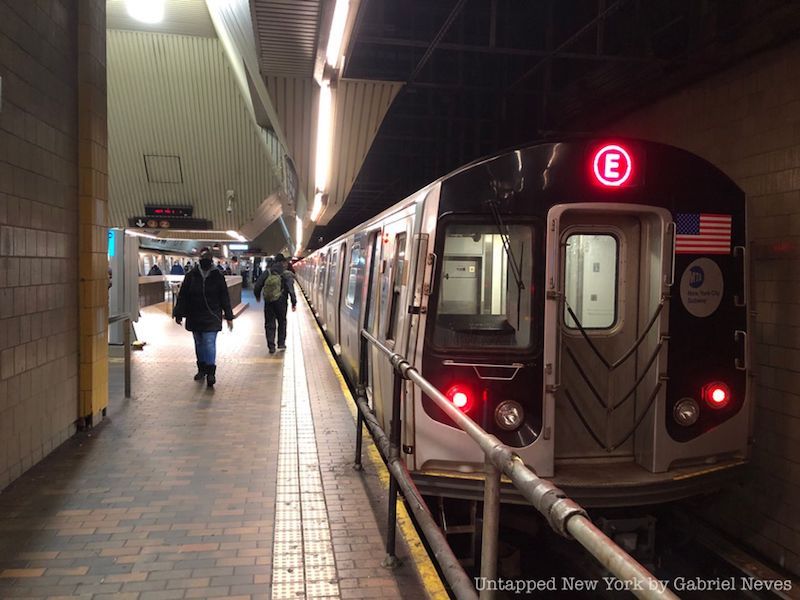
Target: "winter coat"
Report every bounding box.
[253,263,297,307]
[173,267,234,332]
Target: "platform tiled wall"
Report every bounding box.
[0,1,80,490]
[609,39,800,573]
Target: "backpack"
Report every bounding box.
[263,270,283,302]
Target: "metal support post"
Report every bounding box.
[123,317,131,398]
[354,408,364,471]
[479,459,501,599]
[383,372,403,568]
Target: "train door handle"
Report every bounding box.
[666,221,676,287]
[734,246,747,307]
[735,330,748,371]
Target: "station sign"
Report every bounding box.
[128,217,212,230]
[145,205,193,217]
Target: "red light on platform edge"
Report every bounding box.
[703,382,730,409]
[592,144,632,187]
[446,385,472,411]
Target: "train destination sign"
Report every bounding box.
[593,144,632,187]
[128,217,212,230]
[144,205,193,217]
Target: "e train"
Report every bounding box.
[297,139,751,507]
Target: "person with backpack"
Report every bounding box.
[173,247,234,387]
[254,253,297,354]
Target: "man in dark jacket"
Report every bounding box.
[254,253,297,354]
[173,248,234,387]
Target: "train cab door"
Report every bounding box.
[545,205,672,467]
[324,242,346,350]
[371,219,411,433]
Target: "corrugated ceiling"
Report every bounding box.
[252,0,321,77]
[107,29,284,235]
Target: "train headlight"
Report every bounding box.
[674,398,700,426]
[495,400,524,431]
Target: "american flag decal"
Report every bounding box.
[675,213,732,254]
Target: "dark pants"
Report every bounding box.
[264,296,288,350]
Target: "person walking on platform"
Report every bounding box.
[173,248,234,387]
[254,253,297,354]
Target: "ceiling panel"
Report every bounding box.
[107,29,284,235]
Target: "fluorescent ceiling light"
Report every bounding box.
[326,0,350,67]
[314,82,332,193]
[295,216,303,252]
[125,229,159,239]
[310,192,325,222]
[126,0,165,24]
[226,230,247,242]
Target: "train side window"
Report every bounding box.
[385,233,407,341]
[563,234,619,329]
[345,244,363,307]
[318,252,328,293]
[327,249,339,297]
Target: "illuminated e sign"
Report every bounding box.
[592,144,633,187]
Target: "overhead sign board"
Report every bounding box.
[145,205,193,217]
[128,217,212,230]
[228,243,249,251]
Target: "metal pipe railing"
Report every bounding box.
[359,329,678,600]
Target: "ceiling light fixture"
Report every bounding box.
[295,216,303,253]
[314,81,333,194]
[325,0,350,68]
[226,230,247,242]
[126,0,165,24]
[310,192,327,222]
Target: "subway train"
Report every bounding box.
[296,138,751,507]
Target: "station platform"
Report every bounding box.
[0,293,439,600]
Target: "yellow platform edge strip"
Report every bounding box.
[301,295,450,600]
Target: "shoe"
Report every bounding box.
[277,345,286,352]
[194,361,206,381]
[206,365,216,387]
[268,348,276,355]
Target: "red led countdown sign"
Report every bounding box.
[592,144,632,187]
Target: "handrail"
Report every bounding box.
[360,328,678,600]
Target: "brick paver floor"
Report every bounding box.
[0,291,430,599]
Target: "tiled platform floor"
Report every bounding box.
[0,292,430,599]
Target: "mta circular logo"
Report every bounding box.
[689,266,705,288]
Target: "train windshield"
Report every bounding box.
[433,223,534,349]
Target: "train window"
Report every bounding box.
[318,252,328,293]
[327,249,339,297]
[563,234,618,329]
[386,233,407,340]
[433,224,533,349]
[345,244,363,307]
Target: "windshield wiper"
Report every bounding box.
[486,196,525,291]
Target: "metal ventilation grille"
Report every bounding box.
[253,0,321,77]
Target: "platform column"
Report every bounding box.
[77,0,109,426]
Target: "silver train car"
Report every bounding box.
[297,139,751,507]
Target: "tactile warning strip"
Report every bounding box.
[272,320,341,599]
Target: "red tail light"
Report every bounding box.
[703,382,730,409]
[446,385,473,411]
